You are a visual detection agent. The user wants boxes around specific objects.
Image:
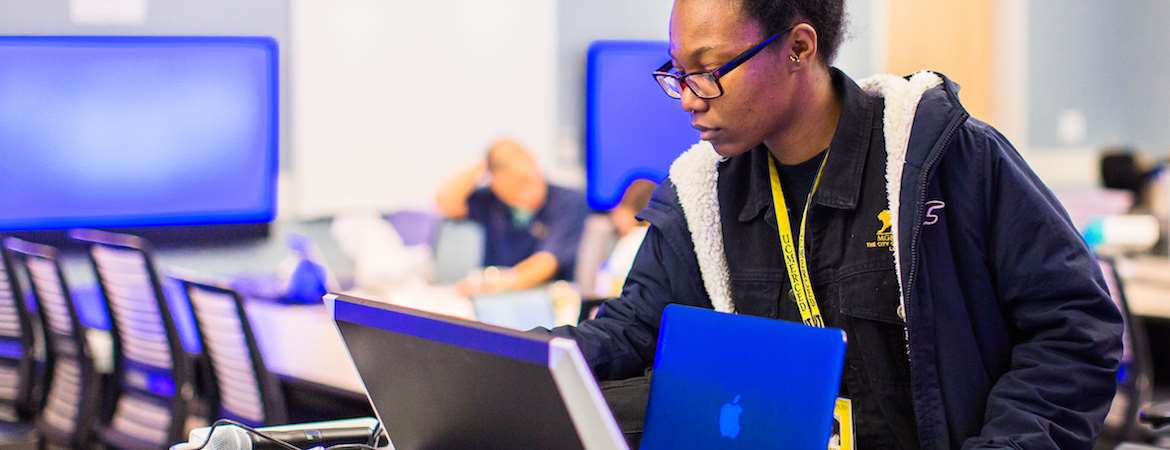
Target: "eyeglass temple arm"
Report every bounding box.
[714,32,785,78]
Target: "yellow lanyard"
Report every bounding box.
[767,150,831,328]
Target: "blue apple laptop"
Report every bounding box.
[641,304,847,450]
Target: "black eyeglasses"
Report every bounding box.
[653,25,797,100]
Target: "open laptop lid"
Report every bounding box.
[326,293,627,450]
[642,304,847,450]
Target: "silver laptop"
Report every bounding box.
[327,293,627,450]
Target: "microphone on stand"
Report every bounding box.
[171,419,379,450]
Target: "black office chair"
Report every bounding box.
[0,237,40,446]
[6,237,102,449]
[1094,257,1156,445]
[175,274,287,427]
[70,230,193,449]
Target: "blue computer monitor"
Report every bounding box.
[585,41,698,211]
[0,36,278,231]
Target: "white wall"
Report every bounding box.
[1026,0,1170,154]
[835,0,883,79]
[290,0,558,217]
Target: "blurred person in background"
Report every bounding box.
[545,0,1123,448]
[597,180,657,298]
[436,138,589,296]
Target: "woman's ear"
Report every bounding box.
[787,22,819,68]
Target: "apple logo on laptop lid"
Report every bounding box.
[719,394,743,439]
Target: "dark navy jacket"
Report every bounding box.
[551,71,1123,449]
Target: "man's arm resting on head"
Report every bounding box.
[435,161,487,219]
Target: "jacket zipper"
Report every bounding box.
[904,111,967,348]
[903,110,969,445]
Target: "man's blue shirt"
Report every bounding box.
[466,184,589,281]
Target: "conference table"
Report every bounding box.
[244,285,479,396]
[78,284,475,395]
[78,279,575,399]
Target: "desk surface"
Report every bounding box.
[1121,257,1170,319]
[247,286,478,395]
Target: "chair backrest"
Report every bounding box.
[70,229,190,448]
[1097,256,1154,441]
[5,237,99,446]
[432,220,485,284]
[573,215,619,300]
[384,210,440,248]
[176,274,285,426]
[0,237,37,423]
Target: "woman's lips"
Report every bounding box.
[693,124,721,141]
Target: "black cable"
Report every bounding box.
[323,445,379,450]
[187,419,303,450]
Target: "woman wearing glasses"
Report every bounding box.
[548,0,1122,449]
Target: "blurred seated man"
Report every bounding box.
[436,138,589,296]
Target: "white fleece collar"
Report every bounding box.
[669,72,943,313]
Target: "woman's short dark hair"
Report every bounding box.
[740,0,846,63]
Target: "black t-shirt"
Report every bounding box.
[774,149,828,237]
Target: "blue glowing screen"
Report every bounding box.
[0,36,278,230]
[585,41,698,211]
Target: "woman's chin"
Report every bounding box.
[709,140,752,159]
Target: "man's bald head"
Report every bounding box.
[485,138,547,211]
[486,138,537,175]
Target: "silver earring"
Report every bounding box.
[790,54,801,63]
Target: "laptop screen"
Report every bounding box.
[329,295,625,450]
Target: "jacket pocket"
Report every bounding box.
[837,264,904,325]
[835,267,910,384]
[729,270,783,319]
[835,267,920,447]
